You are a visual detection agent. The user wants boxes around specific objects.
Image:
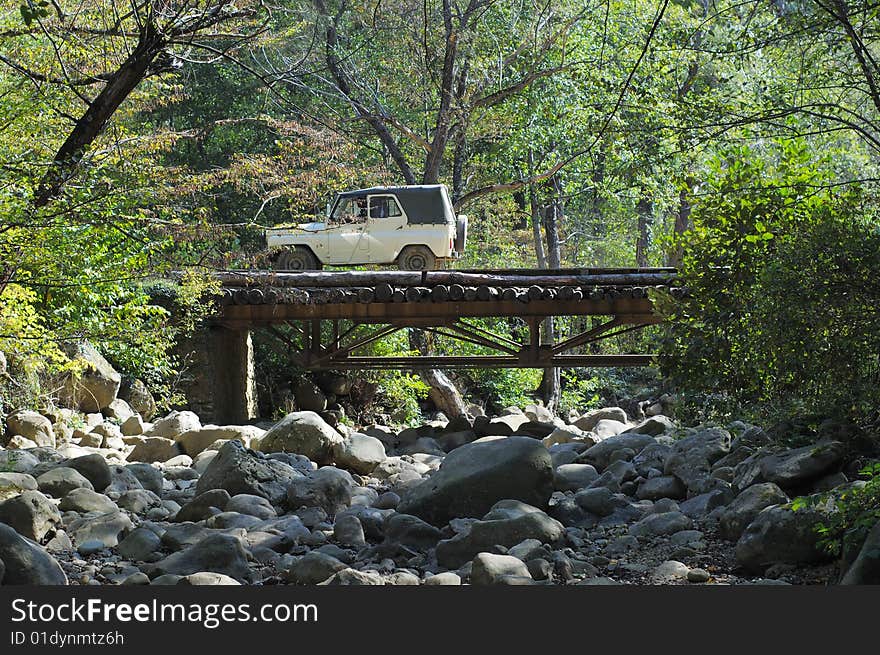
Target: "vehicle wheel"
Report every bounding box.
[397,245,436,271]
[275,246,321,270]
[454,216,468,254]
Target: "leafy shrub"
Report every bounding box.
[660,139,880,423]
[792,462,880,558]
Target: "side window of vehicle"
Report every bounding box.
[332,197,368,224]
[369,195,402,219]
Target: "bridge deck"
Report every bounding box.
[206,268,681,369]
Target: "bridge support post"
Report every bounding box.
[179,326,258,424]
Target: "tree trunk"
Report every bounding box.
[668,178,693,268]
[636,193,653,268]
[35,20,165,206]
[408,328,466,418]
[539,175,563,413]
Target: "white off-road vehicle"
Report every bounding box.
[265,185,467,270]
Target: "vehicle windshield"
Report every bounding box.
[331,196,368,224]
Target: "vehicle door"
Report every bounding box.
[366,194,407,264]
[325,195,370,265]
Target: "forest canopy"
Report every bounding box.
[1,0,878,424]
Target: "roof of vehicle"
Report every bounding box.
[334,184,455,225]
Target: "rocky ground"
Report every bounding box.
[0,347,877,586]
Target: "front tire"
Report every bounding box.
[397,245,436,271]
[275,246,321,270]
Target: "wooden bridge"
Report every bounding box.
[183,267,681,422]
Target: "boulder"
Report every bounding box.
[5,410,54,447]
[383,513,442,551]
[0,449,39,473]
[67,511,133,549]
[664,428,731,496]
[624,415,676,437]
[125,463,164,495]
[117,489,161,514]
[628,511,692,538]
[176,425,265,457]
[436,503,564,568]
[735,500,835,572]
[174,489,231,523]
[127,437,183,464]
[58,342,121,412]
[0,472,38,502]
[553,464,600,492]
[0,490,61,541]
[470,552,533,585]
[286,466,354,516]
[719,483,790,541]
[0,522,67,584]
[573,408,629,432]
[120,414,146,436]
[398,437,553,526]
[758,441,846,490]
[636,475,686,501]
[59,488,117,514]
[576,433,657,470]
[178,573,241,586]
[225,494,277,519]
[63,454,112,492]
[36,467,94,498]
[841,519,880,584]
[258,411,344,465]
[145,411,201,440]
[196,440,301,507]
[117,527,162,561]
[320,568,384,586]
[147,533,250,581]
[118,378,156,420]
[332,432,386,475]
[102,398,134,423]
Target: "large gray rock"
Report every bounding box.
[398,437,553,526]
[63,454,112,492]
[286,466,354,516]
[176,425,265,457]
[125,463,164,496]
[664,428,731,496]
[624,415,676,437]
[145,411,201,439]
[118,378,157,420]
[719,483,790,541]
[436,502,564,568]
[573,408,628,432]
[735,501,835,572]
[127,437,183,464]
[470,552,533,585]
[553,464,599,492]
[196,440,300,507]
[67,511,133,549]
[0,522,67,584]
[118,527,162,561]
[58,342,121,412]
[5,410,55,447]
[332,432,386,475]
[636,475,686,501]
[0,472,38,501]
[628,511,692,538]
[576,433,656,470]
[147,533,250,581]
[174,489,231,523]
[841,519,880,584]
[258,411,343,465]
[0,449,39,473]
[383,513,442,551]
[320,568,384,585]
[226,494,276,519]
[0,490,61,541]
[36,467,94,498]
[758,441,845,490]
[59,488,117,514]
[283,551,348,585]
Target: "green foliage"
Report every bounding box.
[660,138,880,422]
[792,462,880,558]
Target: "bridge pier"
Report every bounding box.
[178,326,258,424]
